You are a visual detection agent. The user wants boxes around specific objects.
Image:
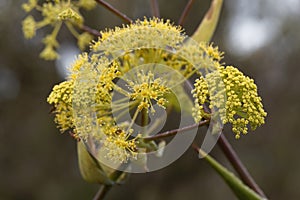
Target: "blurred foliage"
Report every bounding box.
[1,0,300,199]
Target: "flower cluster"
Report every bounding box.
[47,80,74,132]
[102,126,139,163]
[92,18,185,53]
[22,0,97,60]
[48,18,189,163]
[128,71,170,112]
[192,65,267,139]
[199,43,224,62]
[47,18,267,164]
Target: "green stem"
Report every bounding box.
[141,108,149,136]
[192,144,265,200]
[51,22,62,38]
[93,185,112,200]
[92,169,124,200]
[217,134,267,198]
[66,21,80,38]
[126,108,140,133]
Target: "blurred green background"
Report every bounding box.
[1,0,300,199]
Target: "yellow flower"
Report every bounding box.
[40,45,59,60]
[192,65,267,138]
[47,18,267,165]
[103,128,138,163]
[22,15,36,39]
[199,42,224,62]
[77,32,93,50]
[47,81,74,132]
[92,18,185,53]
[48,18,189,163]
[77,0,97,10]
[58,7,83,24]
[128,71,170,113]
[22,0,97,60]
[43,35,59,48]
[22,0,37,12]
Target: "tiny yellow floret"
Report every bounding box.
[22,15,36,39]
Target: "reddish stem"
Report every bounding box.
[143,120,209,141]
[150,0,160,18]
[80,24,102,37]
[178,0,195,25]
[95,0,132,23]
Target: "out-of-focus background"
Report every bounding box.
[1,0,300,199]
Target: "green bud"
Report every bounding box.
[192,0,224,43]
[77,140,114,185]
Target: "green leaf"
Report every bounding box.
[77,141,128,185]
[197,149,267,200]
[192,0,224,43]
[77,140,114,185]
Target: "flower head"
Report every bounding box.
[58,7,83,24]
[77,32,94,50]
[128,71,170,112]
[22,0,96,60]
[40,45,59,60]
[22,0,37,12]
[193,65,267,139]
[22,15,36,39]
[47,17,267,166]
[47,80,74,132]
[77,0,97,10]
[102,126,139,163]
[48,18,190,163]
